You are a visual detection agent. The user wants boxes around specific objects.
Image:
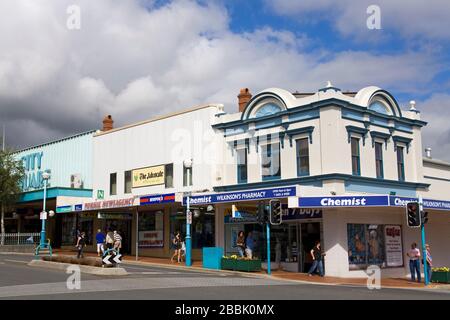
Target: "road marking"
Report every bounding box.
[128,271,182,275]
[4,259,29,264]
[0,276,294,298]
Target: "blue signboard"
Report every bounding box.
[297,195,389,208]
[183,187,296,206]
[74,204,83,211]
[140,193,176,205]
[391,196,450,211]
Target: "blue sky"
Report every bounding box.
[0,0,449,160]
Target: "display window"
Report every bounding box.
[347,223,403,270]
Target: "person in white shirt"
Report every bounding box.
[407,242,421,282]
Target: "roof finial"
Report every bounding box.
[409,100,416,111]
[326,80,333,88]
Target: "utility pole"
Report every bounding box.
[2,124,5,151]
[419,196,429,285]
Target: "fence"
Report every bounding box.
[0,233,40,246]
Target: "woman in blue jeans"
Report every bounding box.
[407,242,421,282]
[308,241,325,277]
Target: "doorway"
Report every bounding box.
[300,222,321,273]
[101,219,132,255]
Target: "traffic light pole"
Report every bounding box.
[266,222,271,275]
[419,196,429,286]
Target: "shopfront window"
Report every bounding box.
[351,138,360,176]
[61,213,78,245]
[170,207,215,249]
[261,142,281,180]
[296,138,310,176]
[165,164,173,188]
[375,142,384,179]
[347,224,403,270]
[138,210,164,248]
[237,148,248,184]
[397,146,405,181]
[110,173,117,195]
[124,170,132,194]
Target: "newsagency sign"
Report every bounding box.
[182,187,296,206]
[132,165,165,188]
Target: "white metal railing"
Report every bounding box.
[0,233,40,246]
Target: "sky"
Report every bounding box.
[0,0,449,160]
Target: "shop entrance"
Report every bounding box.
[271,222,322,273]
[101,218,132,255]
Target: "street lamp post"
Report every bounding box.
[183,159,193,267]
[39,172,50,248]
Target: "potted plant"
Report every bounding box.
[431,267,450,284]
[221,255,261,272]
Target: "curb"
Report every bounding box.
[122,259,269,279]
[28,259,128,276]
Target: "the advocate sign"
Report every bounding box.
[132,165,165,188]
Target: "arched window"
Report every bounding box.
[253,103,282,118]
[369,101,389,115]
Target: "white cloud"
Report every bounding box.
[267,0,450,41]
[0,0,447,162]
[419,94,450,162]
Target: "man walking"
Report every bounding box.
[96,229,106,256]
[106,229,114,250]
[308,241,325,277]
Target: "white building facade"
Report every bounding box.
[210,84,450,278]
[54,83,450,278]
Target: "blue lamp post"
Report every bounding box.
[184,159,193,267]
[39,171,50,248]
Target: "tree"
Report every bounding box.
[0,149,25,244]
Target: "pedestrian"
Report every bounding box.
[308,241,325,277]
[106,229,114,250]
[236,231,246,258]
[425,244,433,283]
[171,232,182,263]
[180,239,186,262]
[113,230,122,253]
[245,231,254,259]
[76,232,86,259]
[407,242,421,282]
[95,229,106,257]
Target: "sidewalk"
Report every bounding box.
[52,249,450,291]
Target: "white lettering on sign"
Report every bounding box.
[189,196,212,205]
[320,197,367,206]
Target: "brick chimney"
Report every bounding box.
[238,88,252,112]
[102,115,113,131]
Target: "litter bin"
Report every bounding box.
[202,247,224,270]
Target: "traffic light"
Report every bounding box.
[406,202,421,228]
[421,211,429,225]
[257,201,268,224]
[269,199,282,225]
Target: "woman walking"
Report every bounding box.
[171,232,182,263]
[236,231,246,258]
[76,232,86,259]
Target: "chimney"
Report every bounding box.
[238,88,252,112]
[425,147,432,158]
[102,115,114,131]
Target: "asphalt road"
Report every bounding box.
[0,253,449,300]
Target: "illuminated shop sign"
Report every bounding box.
[390,196,450,211]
